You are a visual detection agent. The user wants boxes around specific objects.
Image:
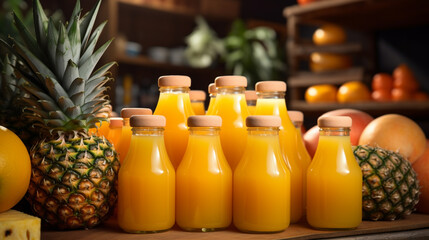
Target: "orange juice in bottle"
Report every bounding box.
[206,83,217,114]
[245,90,257,115]
[307,116,362,229]
[118,115,175,233]
[154,75,195,169]
[88,105,111,136]
[98,104,114,137]
[234,116,290,233]
[117,108,152,163]
[176,116,232,231]
[189,90,206,115]
[254,81,303,223]
[209,76,249,170]
[106,117,123,149]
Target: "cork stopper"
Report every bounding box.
[318,116,352,128]
[158,75,191,87]
[109,117,123,128]
[246,116,281,127]
[130,115,166,127]
[189,90,206,101]
[245,90,257,101]
[188,116,222,127]
[215,76,247,87]
[121,108,152,119]
[208,83,217,94]
[288,111,304,123]
[255,81,287,92]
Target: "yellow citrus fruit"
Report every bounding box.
[0,126,31,213]
[305,84,337,103]
[310,52,352,72]
[313,24,347,45]
[337,81,371,103]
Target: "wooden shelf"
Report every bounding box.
[118,0,197,17]
[41,213,429,240]
[288,67,365,87]
[288,100,429,117]
[283,0,429,31]
[289,42,362,56]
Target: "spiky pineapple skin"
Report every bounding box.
[27,132,119,229]
[353,145,420,221]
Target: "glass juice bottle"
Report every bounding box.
[154,75,195,169]
[106,117,123,149]
[288,110,311,170]
[189,90,206,115]
[234,116,290,233]
[117,108,152,163]
[118,115,175,233]
[176,116,232,231]
[245,90,257,115]
[206,83,217,115]
[209,76,249,170]
[307,116,362,229]
[254,80,303,223]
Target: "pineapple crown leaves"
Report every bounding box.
[0,0,116,133]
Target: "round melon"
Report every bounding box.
[358,114,426,163]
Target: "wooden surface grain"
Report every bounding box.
[42,213,429,240]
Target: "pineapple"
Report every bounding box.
[1,0,119,229]
[353,145,420,221]
[0,210,41,240]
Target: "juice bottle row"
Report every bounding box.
[93,75,362,233]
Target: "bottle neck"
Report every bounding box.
[293,121,303,129]
[123,118,130,127]
[217,86,246,95]
[256,91,285,99]
[247,100,257,107]
[319,127,350,137]
[132,127,164,136]
[247,127,280,136]
[189,127,220,136]
[159,86,190,94]
[209,93,217,98]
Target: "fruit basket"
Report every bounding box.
[41,214,429,239]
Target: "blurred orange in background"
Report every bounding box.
[337,81,371,103]
[305,84,337,103]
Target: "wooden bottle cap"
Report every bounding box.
[130,115,166,127]
[318,116,352,128]
[246,116,281,127]
[189,90,206,101]
[215,75,247,87]
[121,108,152,118]
[187,116,222,127]
[288,111,304,123]
[109,117,123,128]
[255,81,287,92]
[208,83,217,94]
[158,75,191,87]
[245,90,257,101]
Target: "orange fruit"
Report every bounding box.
[337,81,371,103]
[393,64,419,92]
[372,73,393,91]
[371,89,391,102]
[309,52,352,72]
[0,126,31,212]
[305,84,337,103]
[313,24,346,45]
[391,88,412,101]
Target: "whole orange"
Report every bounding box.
[337,81,371,103]
[309,52,352,72]
[0,126,31,212]
[371,89,391,102]
[393,64,419,92]
[391,88,412,101]
[305,84,337,103]
[372,73,393,91]
[313,24,346,45]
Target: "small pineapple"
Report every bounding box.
[353,145,420,221]
[1,0,119,229]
